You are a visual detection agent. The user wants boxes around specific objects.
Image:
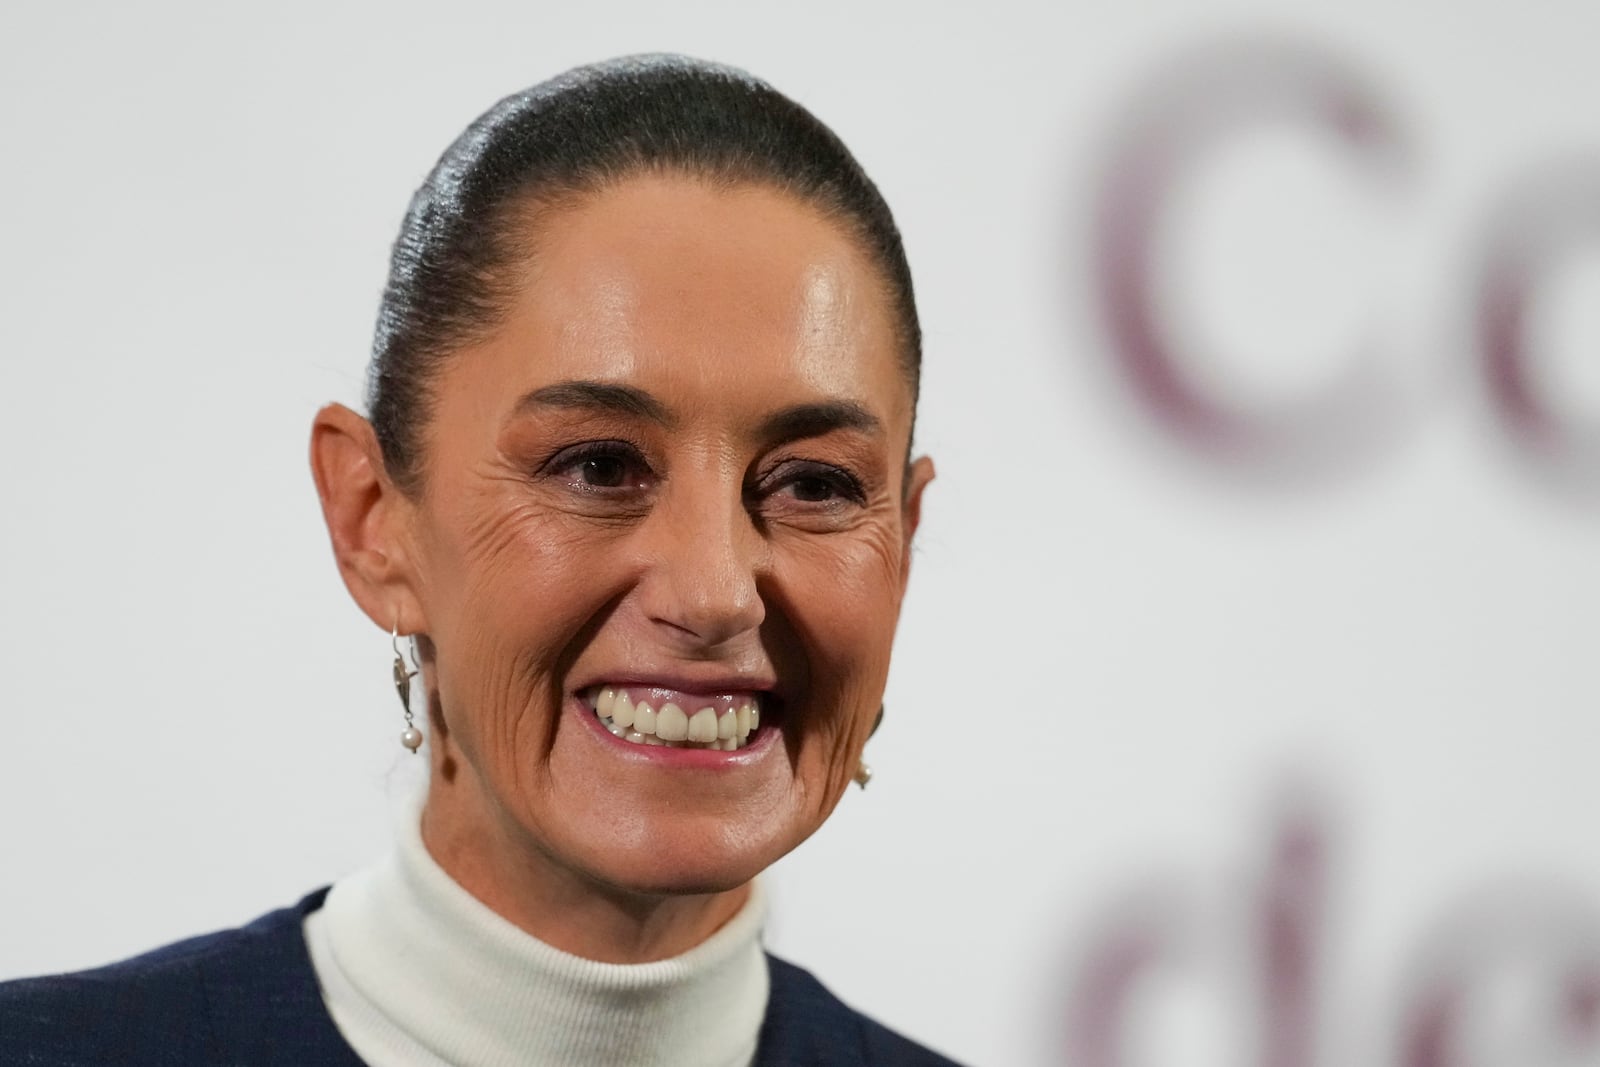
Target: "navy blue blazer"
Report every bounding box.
[0,889,959,1066]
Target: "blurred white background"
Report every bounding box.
[2,2,1597,1064]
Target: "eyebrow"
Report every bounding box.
[512,379,881,441]
[756,399,881,443]
[513,381,675,426]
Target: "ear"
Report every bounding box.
[309,403,426,636]
[898,454,935,591]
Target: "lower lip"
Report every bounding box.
[569,693,780,767]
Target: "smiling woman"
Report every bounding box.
[0,54,951,1067]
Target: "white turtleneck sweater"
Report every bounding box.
[301,796,771,1067]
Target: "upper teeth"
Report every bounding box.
[590,687,761,751]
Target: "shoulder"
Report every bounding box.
[758,952,964,1067]
[0,889,362,1067]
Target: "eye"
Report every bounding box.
[577,455,628,488]
[542,441,653,493]
[757,460,867,508]
[788,473,843,502]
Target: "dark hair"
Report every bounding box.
[367,53,920,494]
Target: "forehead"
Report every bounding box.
[454,174,909,427]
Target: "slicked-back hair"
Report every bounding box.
[367,54,920,494]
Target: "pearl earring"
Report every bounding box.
[854,704,885,790]
[392,623,423,754]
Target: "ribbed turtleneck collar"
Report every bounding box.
[302,794,770,1067]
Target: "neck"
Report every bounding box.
[304,779,771,1067]
[420,777,751,964]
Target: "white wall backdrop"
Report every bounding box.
[3,2,1597,1065]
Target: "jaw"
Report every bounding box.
[539,687,873,894]
[418,670,855,924]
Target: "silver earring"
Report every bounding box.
[392,624,423,753]
[854,705,885,789]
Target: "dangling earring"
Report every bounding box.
[854,705,885,789]
[392,623,423,754]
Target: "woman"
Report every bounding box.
[0,54,949,1066]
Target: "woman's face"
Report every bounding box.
[399,174,932,898]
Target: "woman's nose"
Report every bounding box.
[638,479,766,649]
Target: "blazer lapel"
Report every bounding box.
[754,954,868,1066]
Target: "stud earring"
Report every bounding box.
[854,705,885,790]
[392,623,423,754]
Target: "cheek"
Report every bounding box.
[422,492,629,754]
[773,521,907,736]
[449,484,627,629]
[778,515,908,638]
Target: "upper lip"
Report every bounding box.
[572,671,779,699]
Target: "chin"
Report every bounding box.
[524,687,844,898]
[567,812,811,899]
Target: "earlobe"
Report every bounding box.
[309,403,424,634]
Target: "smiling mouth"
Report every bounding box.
[583,686,763,751]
